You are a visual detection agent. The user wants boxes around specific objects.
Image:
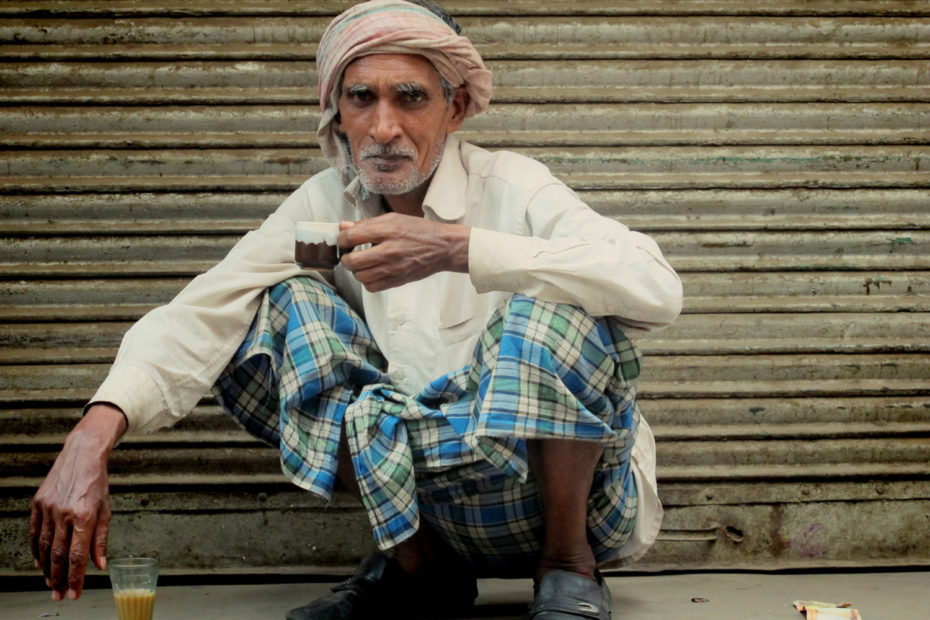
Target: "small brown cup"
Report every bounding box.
[295,221,340,269]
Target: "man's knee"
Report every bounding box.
[490,294,642,386]
[269,275,343,309]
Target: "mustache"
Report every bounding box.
[360,144,416,160]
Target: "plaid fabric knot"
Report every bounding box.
[214,278,641,570]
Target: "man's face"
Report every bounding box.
[336,54,467,199]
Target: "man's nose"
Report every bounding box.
[369,100,402,143]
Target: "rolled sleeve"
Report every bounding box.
[468,227,534,294]
[468,226,682,330]
[89,364,173,434]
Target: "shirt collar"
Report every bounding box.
[343,176,384,218]
[422,134,467,222]
[342,133,467,221]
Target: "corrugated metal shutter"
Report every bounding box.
[1,0,928,577]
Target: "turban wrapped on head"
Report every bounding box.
[316,0,493,181]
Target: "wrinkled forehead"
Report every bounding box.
[338,53,444,91]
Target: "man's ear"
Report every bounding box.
[446,87,469,133]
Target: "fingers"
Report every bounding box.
[31,493,107,601]
[92,504,111,571]
[36,506,54,581]
[47,516,71,600]
[339,216,385,250]
[29,500,42,567]
[338,242,380,273]
[339,244,408,292]
[67,518,94,600]
[337,214,467,290]
[339,212,423,246]
[43,513,100,601]
[350,271,399,293]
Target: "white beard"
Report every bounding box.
[355,138,445,197]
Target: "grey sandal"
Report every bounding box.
[529,569,612,619]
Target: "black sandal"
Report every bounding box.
[529,569,612,619]
[286,552,477,620]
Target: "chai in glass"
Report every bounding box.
[113,588,156,620]
[109,557,158,620]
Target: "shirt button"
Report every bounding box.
[391,368,406,382]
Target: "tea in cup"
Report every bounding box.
[109,557,158,620]
[295,221,341,269]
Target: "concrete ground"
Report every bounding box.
[2,570,925,619]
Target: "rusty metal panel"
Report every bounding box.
[1,0,928,578]
[1,15,928,60]
[2,1,929,16]
[2,270,926,325]
[5,313,930,365]
[3,59,927,105]
[4,103,929,148]
[4,230,925,276]
[3,189,927,234]
[585,189,930,231]
[2,146,928,194]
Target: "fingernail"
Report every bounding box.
[100,556,107,570]
[34,559,39,568]
[67,588,77,600]
[51,590,61,601]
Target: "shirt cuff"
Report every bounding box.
[88,363,173,434]
[467,227,533,294]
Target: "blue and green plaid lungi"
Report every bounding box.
[213,277,641,575]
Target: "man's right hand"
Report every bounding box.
[338,214,470,292]
[30,403,127,601]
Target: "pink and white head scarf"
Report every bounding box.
[315,0,493,182]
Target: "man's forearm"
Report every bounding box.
[442,222,471,274]
[71,403,128,454]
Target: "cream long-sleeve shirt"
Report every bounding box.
[91,134,682,564]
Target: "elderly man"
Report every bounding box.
[30,1,682,618]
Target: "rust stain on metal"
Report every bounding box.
[862,276,893,294]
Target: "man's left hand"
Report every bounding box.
[338,213,470,291]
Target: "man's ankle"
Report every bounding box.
[390,532,433,574]
[534,551,597,583]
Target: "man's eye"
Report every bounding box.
[346,89,373,103]
[397,86,427,104]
